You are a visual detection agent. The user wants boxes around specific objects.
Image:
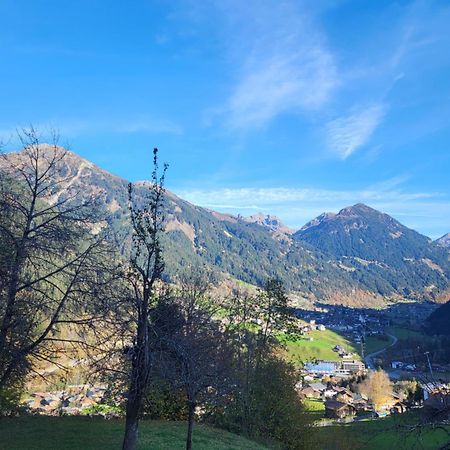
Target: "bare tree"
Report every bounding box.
[121,148,167,450]
[177,322,232,450]
[150,274,233,450]
[0,128,113,392]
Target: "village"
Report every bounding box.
[296,304,391,347]
[294,304,450,424]
[22,303,449,424]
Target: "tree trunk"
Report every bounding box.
[186,401,195,450]
[122,313,151,450]
[122,383,141,450]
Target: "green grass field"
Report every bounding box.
[282,329,360,362]
[387,326,424,341]
[364,334,394,354]
[364,326,426,355]
[303,398,325,423]
[0,416,269,450]
[2,414,448,450]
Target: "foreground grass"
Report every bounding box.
[0,416,269,450]
[1,414,448,450]
[317,412,450,450]
[282,329,360,362]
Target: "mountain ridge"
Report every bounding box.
[2,146,449,306]
[243,212,294,235]
[294,203,450,300]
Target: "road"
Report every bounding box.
[364,333,398,369]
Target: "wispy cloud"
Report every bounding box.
[177,182,448,238]
[209,1,337,130]
[325,104,386,159]
[178,185,438,209]
[114,119,182,135]
[0,116,182,143]
[226,48,336,129]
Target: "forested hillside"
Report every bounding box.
[425,300,450,335]
[294,203,450,301]
[2,147,449,305]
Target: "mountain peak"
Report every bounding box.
[299,212,336,232]
[338,203,380,217]
[244,212,293,234]
[436,233,450,248]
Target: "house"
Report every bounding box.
[324,400,356,419]
[391,361,404,369]
[352,393,370,412]
[334,390,353,404]
[300,387,321,399]
[422,382,448,401]
[309,382,327,393]
[304,359,366,378]
[324,388,337,399]
[335,360,366,376]
[304,361,337,376]
[424,388,450,413]
[390,401,408,414]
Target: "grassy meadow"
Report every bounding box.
[364,334,395,354]
[281,329,360,362]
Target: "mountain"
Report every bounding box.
[436,233,450,248]
[294,203,450,300]
[243,213,294,235]
[2,147,449,306]
[0,146,354,301]
[425,300,450,335]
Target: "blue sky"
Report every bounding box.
[1,0,450,238]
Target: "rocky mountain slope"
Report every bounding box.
[2,146,449,306]
[243,213,294,234]
[436,233,450,248]
[0,146,352,301]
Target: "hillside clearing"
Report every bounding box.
[282,329,360,362]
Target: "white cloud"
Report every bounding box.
[326,104,386,159]
[227,48,336,129]
[115,119,182,135]
[211,0,337,130]
[176,183,448,238]
[178,185,437,208]
[0,116,182,142]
